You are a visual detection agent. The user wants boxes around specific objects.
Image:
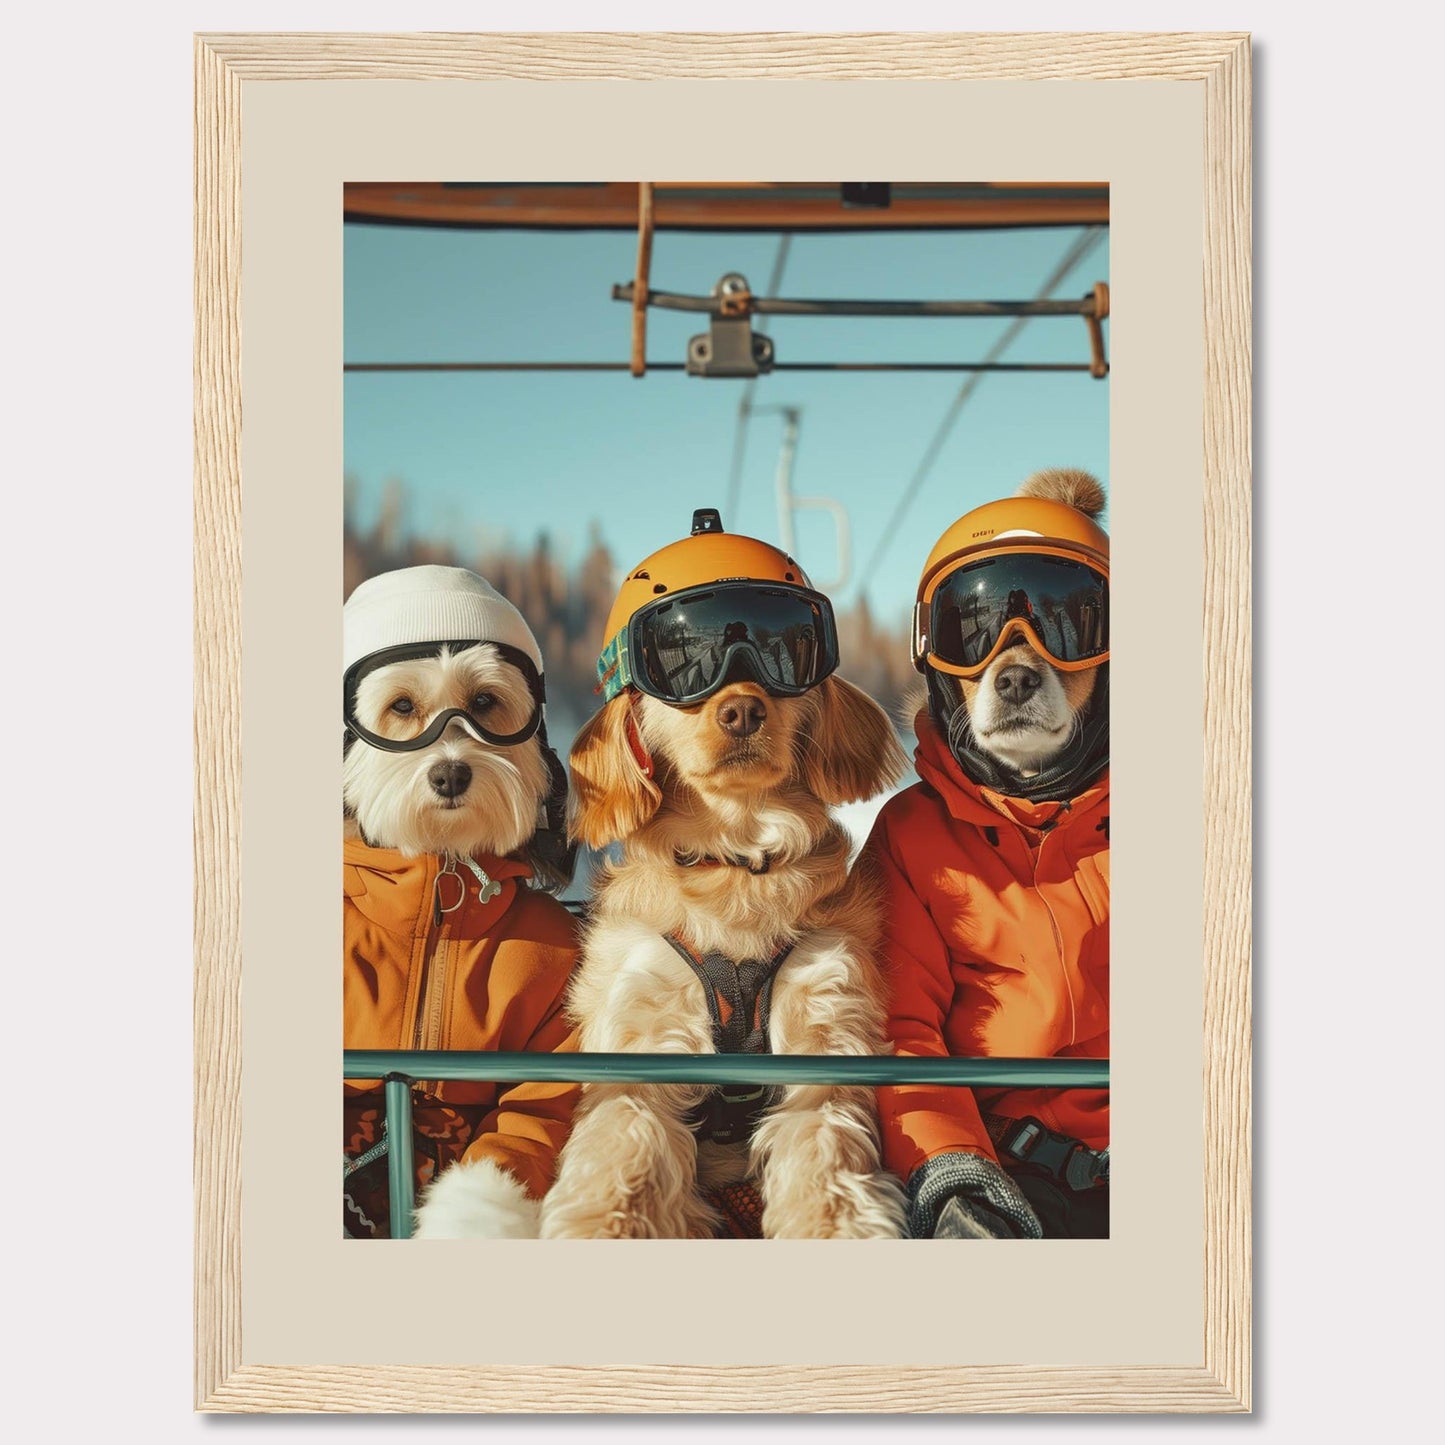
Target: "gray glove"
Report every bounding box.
[907,1150,1044,1239]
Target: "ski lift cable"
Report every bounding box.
[344,360,1100,373]
[617,288,1107,318]
[859,226,1107,586]
[346,236,1108,378]
[724,234,793,523]
[346,232,1109,376]
[617,271,1108,377]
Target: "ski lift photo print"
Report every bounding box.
[195,30,1250,1416]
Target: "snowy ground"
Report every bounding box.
[834,786,906,860]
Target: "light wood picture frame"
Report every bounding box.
[195,30,1250,1413]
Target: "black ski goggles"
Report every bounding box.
[916,550,1109,678]
[343,640,547,752]
[598,581,840,706]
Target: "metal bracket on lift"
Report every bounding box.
[605,269,1110,379]
[685,274,776,378]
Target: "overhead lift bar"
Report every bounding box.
[344,182,1109,378]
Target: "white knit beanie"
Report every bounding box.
[343,566,544,674]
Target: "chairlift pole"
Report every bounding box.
[774,407,801,556]
[755,405,853,593]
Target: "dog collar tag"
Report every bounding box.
[459,855,503,904]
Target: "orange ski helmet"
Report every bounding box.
[912,490,1110,680]
[597,508,840,704]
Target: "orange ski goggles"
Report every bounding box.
[914,547,1109,679]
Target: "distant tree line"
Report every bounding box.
[344,478,923,745]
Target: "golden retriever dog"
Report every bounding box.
[539,671,911,1239]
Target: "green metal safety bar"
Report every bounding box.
[346,1050,1109,1239]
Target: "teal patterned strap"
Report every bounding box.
[597,630,633,702]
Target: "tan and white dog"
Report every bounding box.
[869,468,1112,1242]
[539,537,910,1239]
[931,470,1108,784]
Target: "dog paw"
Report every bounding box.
[540,1170,718,1239]
[763,1168,908,1240]
[412,1158,540,1239]
[541,1192,716,1239]
[541,1093,714,1238]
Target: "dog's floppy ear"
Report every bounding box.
[799,675,908,807]
[568,694,663,848]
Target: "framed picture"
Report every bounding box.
[195,30,1250,1412]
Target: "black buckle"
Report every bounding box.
[999,1116,1108,1192]
[687,1084,773,1147]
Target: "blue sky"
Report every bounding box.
[344,218,1109,631]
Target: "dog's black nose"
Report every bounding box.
[716,693,767,738]
[995,665,1042,705]
[428,760,473,798]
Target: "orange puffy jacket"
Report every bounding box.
[344,837,581,1208]
[864,712,1108,1185]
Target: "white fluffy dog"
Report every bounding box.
[342,566,579,1240]
[344,643,554,864]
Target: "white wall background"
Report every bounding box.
[4,1,1436,1438]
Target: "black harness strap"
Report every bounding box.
[665,935,794,1146]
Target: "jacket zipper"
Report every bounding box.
[410,855,497,1050]
[410,856,452,1051]
[1025,825,1079,1046]
[412,920,450,1050]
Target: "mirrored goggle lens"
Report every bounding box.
[929,555,1108,669]
[633,586,836,701]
